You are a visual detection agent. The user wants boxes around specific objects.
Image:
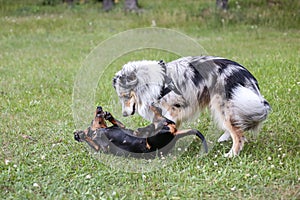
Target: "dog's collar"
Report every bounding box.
[157,60,181,100]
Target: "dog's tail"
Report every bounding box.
[231,86,271,131]
[175,129,208,153]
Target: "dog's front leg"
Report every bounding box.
[103,111,126,128]
[134,104,168,137]
[134,123,158,137]
[74,129,101,152]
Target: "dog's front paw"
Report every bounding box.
[224,151,234,158]
[74,130,85,142]
[218,131,231,143]
[224,148,240,158]
[103,111,112,120]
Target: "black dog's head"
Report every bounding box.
[90,106,108,130]
[96,106,103,116]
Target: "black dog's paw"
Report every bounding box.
[74,130,84,142]
[74,132,80,142]
[103,111,113,121]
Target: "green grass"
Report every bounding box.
[1,0,299,199]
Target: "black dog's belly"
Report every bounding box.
[104,126,149,154]
[103,126,176,158]
[146,128,175,150]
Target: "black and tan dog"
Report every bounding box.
[74,105,208,159]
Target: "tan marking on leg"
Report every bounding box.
[110,119,126,128]
[85,137,100,151]
[224,119,245,157]
[173,129,190,136]
[146,139,151,150]
[167,124,177,135]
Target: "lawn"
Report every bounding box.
[0,0,299,199]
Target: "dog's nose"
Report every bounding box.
[97,106,103,111]
[122,112,128,117]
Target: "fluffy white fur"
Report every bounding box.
[231,86,269,131]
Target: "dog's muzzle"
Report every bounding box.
[122,103,136,117]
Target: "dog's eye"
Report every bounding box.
[121,94,131,100]
[174,104,181,108]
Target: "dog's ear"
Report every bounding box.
[126,71,137,84]
[118,72,137,87]
[113,70,137,88]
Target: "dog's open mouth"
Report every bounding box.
[131,103,136,115]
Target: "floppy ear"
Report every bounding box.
[126,71,137,86]
[117,72,137,87]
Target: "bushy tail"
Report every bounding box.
[231,86,271,131]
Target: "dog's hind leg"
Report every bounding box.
[211,95,247,155]
[223,119,246,157]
